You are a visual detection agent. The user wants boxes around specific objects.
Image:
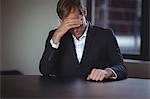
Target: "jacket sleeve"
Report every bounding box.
[106,29,128,80]
[39,30,58,76]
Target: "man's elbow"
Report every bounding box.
[39,63,49,76]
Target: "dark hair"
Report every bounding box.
[57,0,84,19]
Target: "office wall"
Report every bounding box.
[2,0,59,75]
[0,0,1,69]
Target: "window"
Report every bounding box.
[87,0,149,60]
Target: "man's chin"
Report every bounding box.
[75,34,82,39]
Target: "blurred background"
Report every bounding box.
[0,0,149,78]
[1,0,60,75]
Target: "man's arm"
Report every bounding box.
[87,29,127,81]
[106,29,127,80]
[39,18,82,76]
[39,30,58,76]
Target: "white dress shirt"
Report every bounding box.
[72,27,88,63]
[50,23,117,79]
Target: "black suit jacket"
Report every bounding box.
[39,24,127,80]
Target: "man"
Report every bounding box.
[39,0,127,81]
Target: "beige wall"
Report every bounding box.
[2,0,59,74]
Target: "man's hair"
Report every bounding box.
[57,0,85,19]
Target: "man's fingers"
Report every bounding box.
[68,24,81,29]
[93,70,99,81]
[99,73,105,81]
[64,19,82,25]
[87,69,108,81]
[87,75,90,80]
[87,68,96,80]
[96,72,101,81]
[87,68,101,81]
[89,68,97,79]
[59,18,82,32]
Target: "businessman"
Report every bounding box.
[39,0,127,81]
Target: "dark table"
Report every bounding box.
[1,75,150,99]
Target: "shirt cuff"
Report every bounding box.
[50,39,60,49]
[106,68,117,79]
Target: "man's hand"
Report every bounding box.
[87,68,114,81]
[52,18,82,44]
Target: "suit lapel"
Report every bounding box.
[80,25,95,64]
[65,24,95,65]
[68,33,80,64]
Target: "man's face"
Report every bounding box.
[61,9,87,39]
